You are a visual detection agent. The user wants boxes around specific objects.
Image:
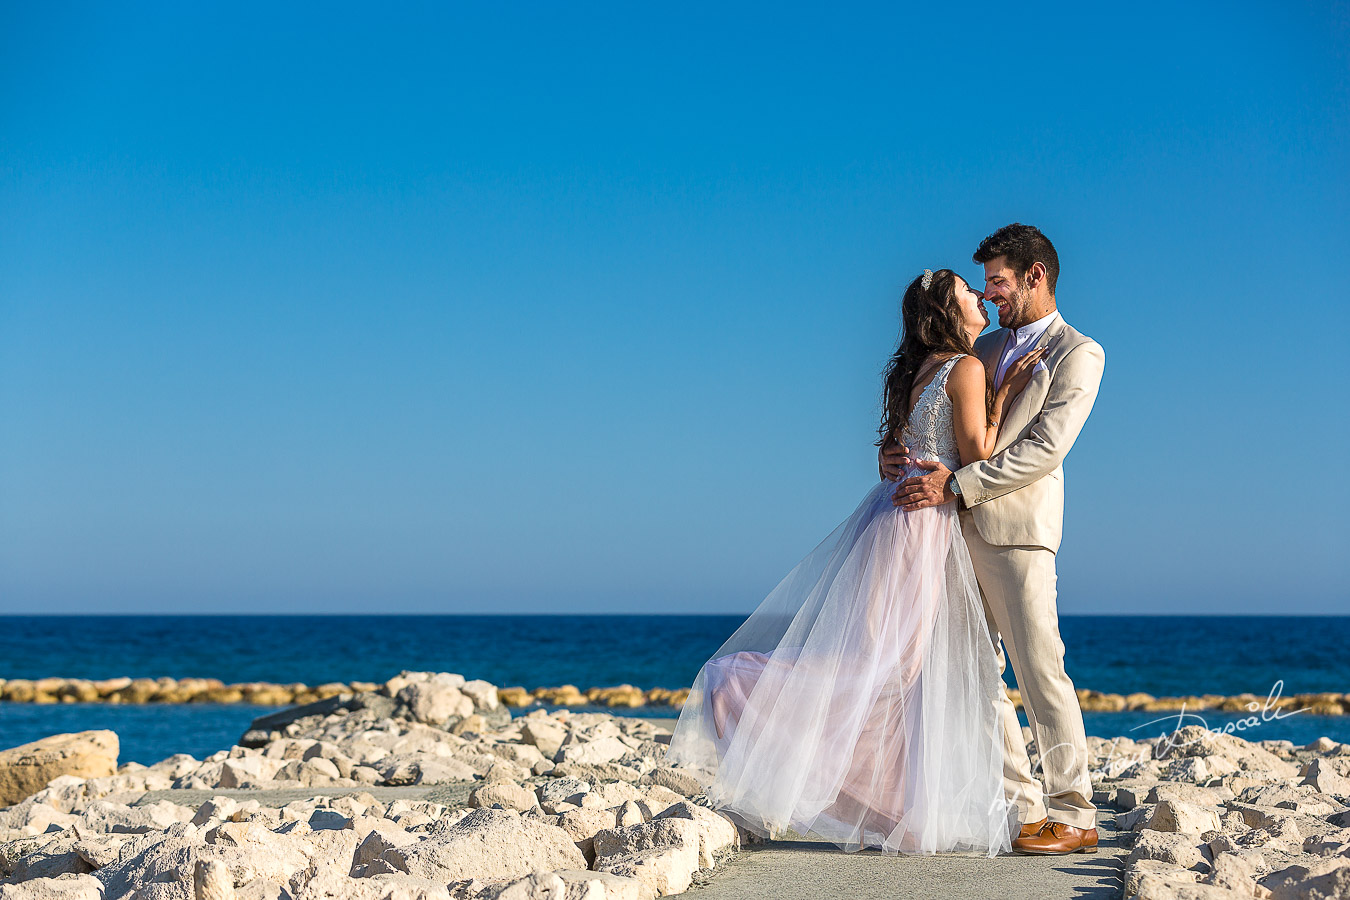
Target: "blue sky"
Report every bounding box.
[1,1,1346,615]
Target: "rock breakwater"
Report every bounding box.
[2,677,1344,716]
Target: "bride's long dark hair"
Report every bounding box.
[876,268,978,446]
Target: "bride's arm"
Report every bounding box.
[947,352,1044,466]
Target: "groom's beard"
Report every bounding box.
[998,285,1031,327]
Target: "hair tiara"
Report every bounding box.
[921,269,934,290]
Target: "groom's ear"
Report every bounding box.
[1025,261,1047,291]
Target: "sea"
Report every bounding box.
[2,615,1347,765]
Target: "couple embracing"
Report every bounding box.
[666,223,1106,858]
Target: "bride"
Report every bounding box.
[664,268,1045,857]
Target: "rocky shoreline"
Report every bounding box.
[0,671,1347,899]
[2,677,1345,717]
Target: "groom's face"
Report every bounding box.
[982,257,1033,329]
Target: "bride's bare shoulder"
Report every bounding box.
[945,354,988,398]
[950,354,988,377]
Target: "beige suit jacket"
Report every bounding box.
[952,314,1105,553]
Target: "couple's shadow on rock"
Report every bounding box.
[1058,862,1123,900]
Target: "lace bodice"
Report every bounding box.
[899,354,964,473]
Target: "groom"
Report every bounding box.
[882,223,1106,855]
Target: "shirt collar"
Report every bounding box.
[1011,309,1060,342]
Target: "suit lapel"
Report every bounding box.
[993,315,1066,453]
[976,329,1008,372]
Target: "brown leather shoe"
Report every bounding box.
[1013,820,1098,855]
[1015,816,1048,841]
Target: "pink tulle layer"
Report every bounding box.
[665,478,1015,857]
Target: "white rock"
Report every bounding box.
[591,819,702,896]
[80,801,194,835]
[652,801,739,868]
[1126,829,1209,871]
[73,834,130,869]
[96,824,313,900]
[0,733,119,809]
[217,757,281,789]
[150,757,200,781]
[193,859,234,900]
[520,720,567,760]
[1265,856,1350,900]
[1302,758,1350,796]
[377,808,585,883]
[468,781,538,813]
[559,738,630,767]
[1202,851,1268,896]
[380,757,477,787]
[16,804,80,834]
[306,810,350,831]
[350,825,418,874]
[1129,872,1231,899]
[1117,804,1156,832]
[552,869,653,900]
[473,872,567,900]
[1147,784,1236,807]
[426,673,466,689]
[350,766,382,785]
[1124,859,1199,898]
[396,684,473,726]
[535,778,590,814]
[29,776,91,815]
[1155,726,1298,781]
[190,799,238,828]
[585,783,647,810]
[1162,757,1211,784]
[634,769,701,800]
[556,808,621,863]
[637,786,684,811]
[485,745,546,770]
[0,873,106,900]
[615,802,647,828]
[274,759,343,787]
[458,681,500,713]
[1147,801,1223,836]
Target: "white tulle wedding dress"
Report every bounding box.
[665,354,1015,857]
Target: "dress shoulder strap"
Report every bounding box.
[934,350,966,394]
[910,353,967,409]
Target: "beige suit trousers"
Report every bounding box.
[960,508,1097,830]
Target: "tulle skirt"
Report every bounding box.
[665,472,1015,857]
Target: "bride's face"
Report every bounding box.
[954,277,989,336]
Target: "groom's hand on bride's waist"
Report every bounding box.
[879,438,910,482]
[893,460,956,511]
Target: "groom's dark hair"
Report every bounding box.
[973,224,1059,296]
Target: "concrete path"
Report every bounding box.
[686,817,1126,900]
